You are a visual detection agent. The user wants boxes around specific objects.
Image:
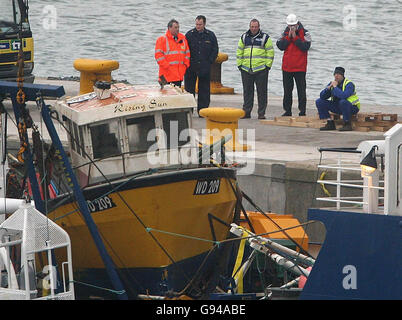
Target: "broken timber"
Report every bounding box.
[260,112,399,132]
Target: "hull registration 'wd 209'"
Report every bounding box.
[194,179,221,195]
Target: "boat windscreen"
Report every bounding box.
[126,115,156,154]
[90,121,121,159]
[162,111,190,149]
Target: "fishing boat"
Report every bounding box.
[0,80,240,299]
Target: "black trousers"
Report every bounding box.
[241,68,269,117]
[184,70,211,112]
[282,70,306,115]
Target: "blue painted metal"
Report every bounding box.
[0,80,128,300]
[0,79,66,213]
[300,209,402,300]
[10,95,45,213]
[0,80,65,100]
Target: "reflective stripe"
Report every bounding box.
[169,61,186,65]
[241,55,273,60]
[155,49,164,53]
[252,65,267,71]
[265,45,273,51]
[240,65,267,72]
[165,36,170,52]
[349,98,359,105]
[240,66,251,72]
[156,56,165,62]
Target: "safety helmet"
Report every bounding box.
[286,13,298,25]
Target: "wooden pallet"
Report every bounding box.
[260,112,399,132]
[260,115,326,129]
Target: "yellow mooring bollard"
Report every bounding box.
[73,58,119,94]
[199,107,249,151]
[195,52,234,94]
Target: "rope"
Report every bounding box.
[319,171,331,197]
[72,280,126,295]
[145,227,219,245]
[145,220,317,246]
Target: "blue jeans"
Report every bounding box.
[316,98,359,122]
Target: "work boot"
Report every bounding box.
[319,120,336,131]
[338,121,353,131]
[282,111,292,116]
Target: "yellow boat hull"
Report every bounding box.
[48,167,238,297]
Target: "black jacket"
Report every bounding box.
[185,28,219,75]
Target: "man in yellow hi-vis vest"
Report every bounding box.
[316,67,360,131]
[237,19,274,119]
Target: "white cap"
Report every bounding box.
[286,13,298,25]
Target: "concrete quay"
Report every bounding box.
[4,77,401,243]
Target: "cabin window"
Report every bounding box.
[65,118,76,151]
[126,116,156,154]
[162,112,189,148]
[90,122,120,159]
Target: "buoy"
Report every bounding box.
[199,107,249,151]
[195,52,234,94]
[73,58,119,94]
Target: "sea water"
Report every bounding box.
[22,0,402,106]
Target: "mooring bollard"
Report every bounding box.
[199,107,249,151]
[195,52,234,94]
[73,58,119,94]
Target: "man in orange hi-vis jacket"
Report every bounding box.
[155,19,190,87]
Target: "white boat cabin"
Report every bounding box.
[54,83,198,186]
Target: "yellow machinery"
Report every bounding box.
[0,0,34,83]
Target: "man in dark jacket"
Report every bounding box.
[185,15,219,115]
[276,13,311,116]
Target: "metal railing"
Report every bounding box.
[316,148,384,212]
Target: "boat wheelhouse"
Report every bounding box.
[54,82,199,186]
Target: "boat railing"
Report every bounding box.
[315,148,384,213]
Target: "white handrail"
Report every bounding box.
[317,152,384,213]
